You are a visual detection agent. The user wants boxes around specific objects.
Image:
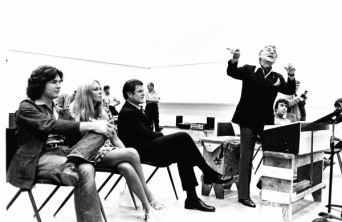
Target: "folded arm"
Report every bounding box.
[17,100,80,135]
[17,100,111,136]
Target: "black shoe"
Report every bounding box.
[203,174,233,184]
[184,198,215,212]
[238,198,256,208]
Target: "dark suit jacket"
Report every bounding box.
[227,60,296,130]
[118,101,163,150]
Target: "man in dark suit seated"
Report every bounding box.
[118,79,232,212]
[227,45,296,208]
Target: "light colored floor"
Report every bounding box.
[4,142,342,222]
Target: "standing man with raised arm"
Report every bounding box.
[226,45,296,207]
[145,82,161,132]
[7,65,115,222]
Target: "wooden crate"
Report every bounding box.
[201,136,240,199]
[261,151,325,222]
[263,122,330,155]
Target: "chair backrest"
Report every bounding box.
[9,113,16,128]
[217,122,235,136]
[6,128,18,172]
[336,141,342,148]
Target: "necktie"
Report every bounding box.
[256,68,265,81]
[140,107,145,114]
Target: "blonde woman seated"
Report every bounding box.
[71,79,166,221]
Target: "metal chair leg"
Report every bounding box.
[53,173,116,217]
[167,166,178,200]
[99,196,107,222]
[253,146,262,161]
[7,189,22,210]
[337,153,342,174]
[28,190,42,222]
[254,156,264,175]
[54,188,74,217]
[36,186,60,215]
[104,175,123,200]
[146,167,159,183]
[97,173,115,193]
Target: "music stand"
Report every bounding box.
[311,109,342,216]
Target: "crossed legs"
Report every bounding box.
[37,148,103,222]
[96,148,162,216]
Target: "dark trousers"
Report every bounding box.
[145,103,159,131]
[139,132,207,190]
[238,126,263,199]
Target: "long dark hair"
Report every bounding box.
[26,65,63,100]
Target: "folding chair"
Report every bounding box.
[253,136,263,175]
[6,127,107,222]
[53,167,138,217]
[104,161,179,200]
[217,122,235,136]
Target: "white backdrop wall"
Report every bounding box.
[5,50,333,123]
[149,62,241,104]
[4,51,149,115]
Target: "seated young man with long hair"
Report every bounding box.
[7,66,114,222]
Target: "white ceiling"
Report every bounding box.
[4,0,342,68]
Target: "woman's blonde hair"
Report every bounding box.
[72,79,103,122]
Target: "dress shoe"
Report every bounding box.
[238,198,256,208]
[184,198,215,212]
[203,174,233,184]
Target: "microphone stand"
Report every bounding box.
[309,109,342,218]
[326,114,342,217]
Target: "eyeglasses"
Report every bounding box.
[265,47,277,55]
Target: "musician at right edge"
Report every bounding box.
[226,45,296,208]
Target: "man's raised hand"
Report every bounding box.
[227,48,240,63]
[284,63,296,75]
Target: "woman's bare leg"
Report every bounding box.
[97,148,158,206]
[115,162,152,214]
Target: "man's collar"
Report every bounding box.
[274,113,286,119]
[35,98,60,119]
[35,98,47,106]
[35,98,56,107]
[256,65,274,79]
[35,98,58,111]
[127,100,143,110]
